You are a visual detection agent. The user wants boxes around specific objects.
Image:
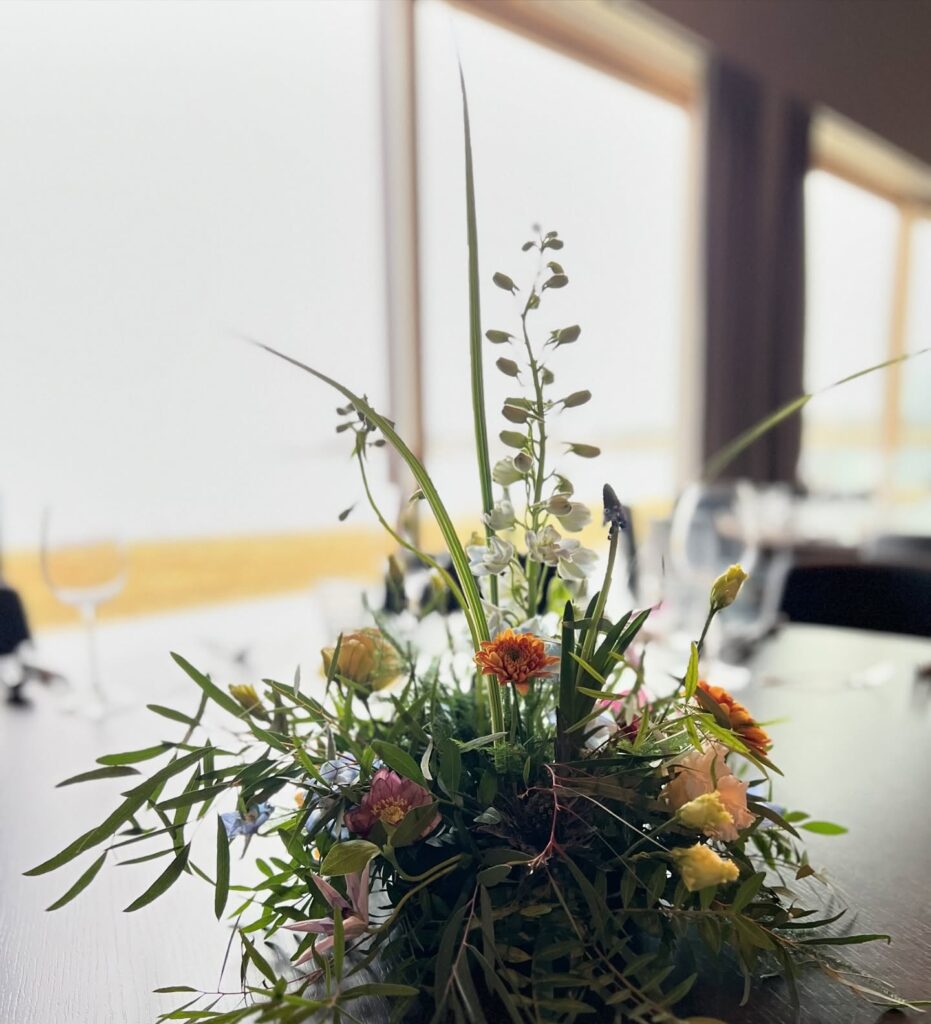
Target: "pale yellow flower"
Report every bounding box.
[710,564,749,610]
[677,791,733,833]
[671,843,739,891]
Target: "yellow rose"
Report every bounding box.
[677,791,734,834]
[710,564,749,611]
[671,843,740,892]
[322,629,400,693]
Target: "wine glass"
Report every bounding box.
[667,480,762,683]
[40,508,128,715]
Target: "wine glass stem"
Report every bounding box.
[80,602,105,704]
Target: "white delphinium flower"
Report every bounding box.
[525,524,564,566]
[483,499,516,532]
[553,501,592,533]
[467,536,514,576]
[492,454,531,485]
[526,525,598,580]
[481,600,507,637]
[555,539,598,580]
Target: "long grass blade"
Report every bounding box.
[459,65,498,611]
[459,67,494,537]
[703,346,930,481]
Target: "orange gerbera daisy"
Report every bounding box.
[474,629,560,696]
[697,681,772,756]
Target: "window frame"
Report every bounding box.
[806,107,931,498]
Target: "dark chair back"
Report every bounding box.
[780,564,931,638]
[0,585,31,656]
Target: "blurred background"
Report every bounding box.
[1,0,930,708]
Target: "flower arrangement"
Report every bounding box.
[28,75,922,1024]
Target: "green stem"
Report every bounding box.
[696,606,717,658]
[520,279,548,619]
[576,526,619,690]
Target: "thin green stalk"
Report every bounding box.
[519,260,548,618]
[576,525,619,691]
[695,606,716,658]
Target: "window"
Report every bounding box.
[801,169,931,506]
[415,1,693,522]
[1,0,699,624]
[0,0,389,551]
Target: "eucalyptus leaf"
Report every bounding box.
[147,704,198,727]
[124,843,190,912]
[800,820,848,836]
[215,816,230,919]
[97,743,173,766]
[319,840,380,876]
[45,851,107,911]
[370,740,425,785]
[57,765,141,787]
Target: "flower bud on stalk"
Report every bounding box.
[710,564,749,611]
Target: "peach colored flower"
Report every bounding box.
[322,629,400,693]
[474,629,560,696]
[661,745,730,808]
[713,774,755,842]
[661,744,755,842]
[697,681,772,756]
[598,686,649,741]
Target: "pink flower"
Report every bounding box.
[285,865,369,962]
[344,767,440,840]
[661,744,755,842]
[598,686,649,741]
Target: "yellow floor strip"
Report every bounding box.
[6,502,666,630]
[6,529,396,629]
